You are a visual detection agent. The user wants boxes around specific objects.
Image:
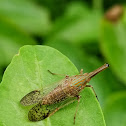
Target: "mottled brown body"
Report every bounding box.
[42,75,88,105]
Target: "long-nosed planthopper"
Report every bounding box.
[20,63,109,123]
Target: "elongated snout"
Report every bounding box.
[87,63,109,79]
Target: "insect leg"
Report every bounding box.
[74,95,81,124]
[48,70,67,76]
[80,69,83,75]
[80,69,88,76]
[85,85,98,100]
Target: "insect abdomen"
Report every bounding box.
[42,76,85,105]
[42,85,68,105]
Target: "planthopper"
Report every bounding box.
[20,63,109,123]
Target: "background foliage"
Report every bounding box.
[0,0,126,126]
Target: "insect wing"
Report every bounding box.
[20,90,43,106]
[20,77,67,106]
[28,97,77,121]
[20,74,73,106]
[42,78,67,95]
[28,103,53,121]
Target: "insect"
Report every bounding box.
[20,63,109,123]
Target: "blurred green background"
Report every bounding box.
[0,0,126,126]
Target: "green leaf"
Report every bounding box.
[101,21,126,85]
[0,17,36,66]
[103,91,126,126]
[0,45,106,126]
[0,0,51,35]
[46,2,101,44]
